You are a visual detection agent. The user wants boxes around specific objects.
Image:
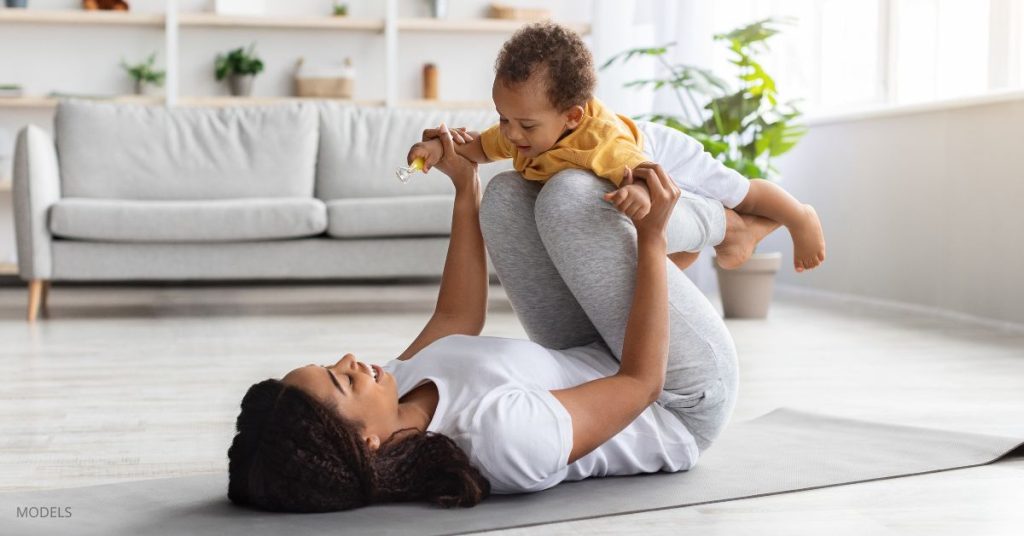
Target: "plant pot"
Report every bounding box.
[5,0,28,8]
[132,80,161,96]
[714,252,782,319]
[227,74,254,97]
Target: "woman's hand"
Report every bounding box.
[423,126,473,145]
[430,122,479,194]
[625,162,681,241]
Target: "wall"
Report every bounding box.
[757,94,1024,325]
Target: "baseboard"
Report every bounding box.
[776,283,1024,333]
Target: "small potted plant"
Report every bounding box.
[332,2,348,16]
[120,52,165,96]
[215,43,264,97]
[603,19,807,318]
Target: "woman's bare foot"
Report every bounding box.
[714,210,782,270]
[668,251,700,271]
[790,204,825,272]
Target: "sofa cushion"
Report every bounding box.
[326,196,455,238]
[49,198,327,243]
[315,103,513,200]
[55,99,319,200]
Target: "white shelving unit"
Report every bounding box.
[0,2,592,276]
[0,2,590,109]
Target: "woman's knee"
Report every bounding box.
[534,170,617,231]
[480,171,532,236]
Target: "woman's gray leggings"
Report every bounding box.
[479,169,739,451]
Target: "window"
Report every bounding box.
[703,0,1015,113]
[893,0,990,103]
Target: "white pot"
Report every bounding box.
[228,74,255,97]
[714,252,782,319]
[133,80,163,97]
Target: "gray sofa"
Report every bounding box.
[13,99,511,320]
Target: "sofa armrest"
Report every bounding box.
[13,125,62,281]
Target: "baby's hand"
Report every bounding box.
[406,139,443,172]
[603,183,652,222]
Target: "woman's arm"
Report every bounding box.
[550,164,681,463]
[398,124,489,361]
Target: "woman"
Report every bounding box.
[227,122,749,512]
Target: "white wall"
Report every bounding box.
[757,95,1024,325]
[0,0,592,268]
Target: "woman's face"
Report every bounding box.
[282,353,399,443]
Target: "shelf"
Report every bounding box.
[176,96,385,107]
[397,18,590,35]
[177,98,490,109]
[0,96,163,108]
[0,8,164,26]
[0,11,586,33]
[0,96,494,109]
[0,262,16,276]
[396,99,491,109]
[0,180,11,193]
[177,13,383,31]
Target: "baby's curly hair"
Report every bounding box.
[494,21,596,111]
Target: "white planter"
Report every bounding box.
[714,252,782,319]
[227,74,255,96]
[133,80,163,97]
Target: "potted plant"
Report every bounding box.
[120,52,165,96]
[332,2,348,16]
[215,43,264,97]
[602,18,807,318]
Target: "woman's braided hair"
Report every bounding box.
[494,21,597,112]
[227,379,490,512]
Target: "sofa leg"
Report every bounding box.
[27,279,46,322]
[41,281,51,318]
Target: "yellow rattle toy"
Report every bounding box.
[395,157,425,183]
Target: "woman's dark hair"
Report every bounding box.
[494,21,597,111]
[227,379,490,512]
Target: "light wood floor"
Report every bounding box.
[0,283,1022,535]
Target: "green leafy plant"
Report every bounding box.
[602,18,807,180]
[215,43,265,81]
[332,2,348,16]
[120,52,166,86]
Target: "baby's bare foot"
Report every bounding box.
[669,251,700,271]
[714,211,782,269]
[791,204,826,272]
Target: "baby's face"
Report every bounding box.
[492,71,583,158]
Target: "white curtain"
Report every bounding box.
[591,0,722,295]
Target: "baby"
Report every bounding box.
[408,22,825,272]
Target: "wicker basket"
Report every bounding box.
[294,58,354,99]
[488,3,551,21]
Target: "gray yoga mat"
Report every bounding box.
[3,408,1021,536]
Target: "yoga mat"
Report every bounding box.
[3,408,1021,536]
